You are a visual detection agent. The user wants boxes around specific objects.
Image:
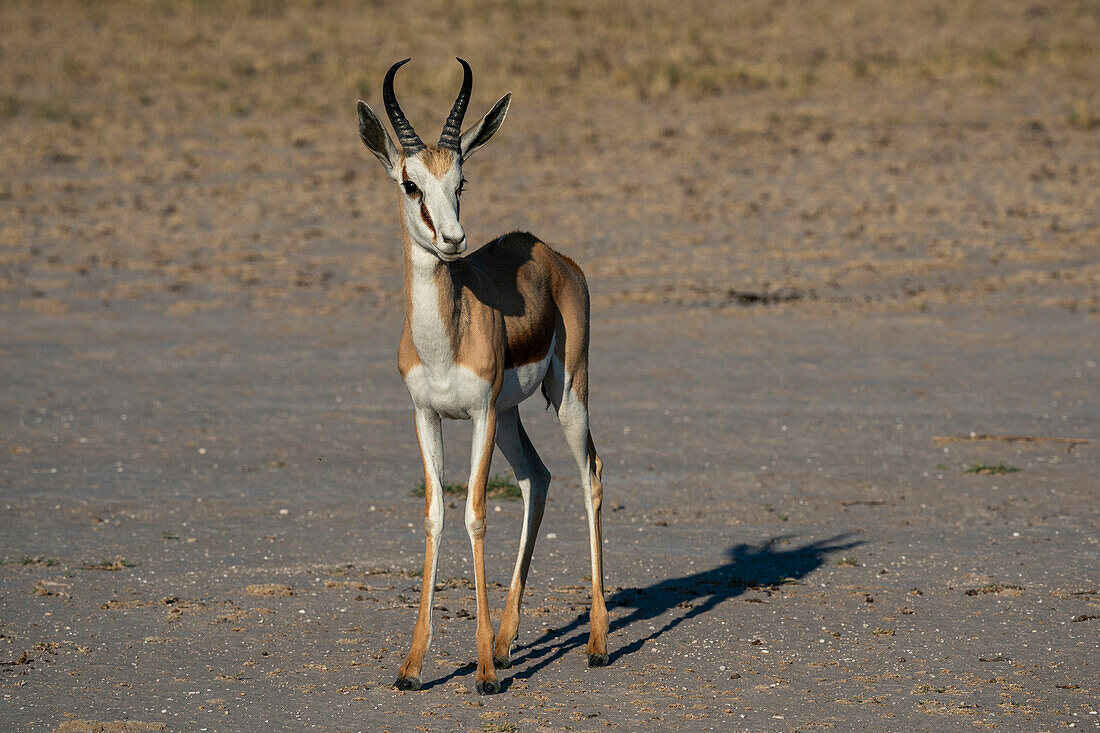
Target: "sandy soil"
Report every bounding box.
[2,1,1098,730]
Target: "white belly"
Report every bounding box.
[403,335,555,419]
[497,334,555,411]
[404,363,492,420]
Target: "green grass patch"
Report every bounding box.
[411,472,522,501]
[964,463,1020,475]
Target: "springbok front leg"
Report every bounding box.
[395,408,445,690]
[466,406,500,694]
[492,406,551,669]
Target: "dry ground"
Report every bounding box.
[2,1,1098,731]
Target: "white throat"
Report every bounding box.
[407,243,455,372]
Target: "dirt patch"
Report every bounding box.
[965,583,1025,597]
[55,719,165,732]
[245,584,295,597]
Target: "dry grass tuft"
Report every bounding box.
[245,583,295,596]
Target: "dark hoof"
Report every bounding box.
[587,653,609,667]
[493,655,511,670]
[475,679,501,695]
[394,676,421,691]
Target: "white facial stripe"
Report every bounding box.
[402,157,466,256]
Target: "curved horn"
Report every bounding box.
[437,57,472,153]
[383,58,425,154]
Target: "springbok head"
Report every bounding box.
[357,58,511,262]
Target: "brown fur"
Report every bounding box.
[405,230,586,384]
[397,323,420,379]
[397,214,422,379]
[420,146,454,177]
[456,232,590,378]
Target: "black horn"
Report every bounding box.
[383,58,425,154]
[438,57,472,153]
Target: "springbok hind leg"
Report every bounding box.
[492,406,551,669]
[556,387,609,667]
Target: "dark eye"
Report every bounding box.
[401,181,420,196]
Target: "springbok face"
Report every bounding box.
[357,58,511,262]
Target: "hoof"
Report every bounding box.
[394,676,422,691]
[475,679,501,695]
[493,655,511,670]
[587,653,609,668]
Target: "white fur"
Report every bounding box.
[403,244,493,419]
[497,333,555,410]
[494,405,550,658]
[544,353,602,588]
[415,407,445,652]
[401,156,465,260]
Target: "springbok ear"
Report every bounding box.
[357,100,400,177]
[459,93,511,161]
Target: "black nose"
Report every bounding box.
[443,233,464,246]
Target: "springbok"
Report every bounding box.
[355,59,608,695]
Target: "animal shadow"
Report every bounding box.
[500,533,862,687]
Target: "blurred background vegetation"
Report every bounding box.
[4,0,1097,126]
[2,1,1097,317]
